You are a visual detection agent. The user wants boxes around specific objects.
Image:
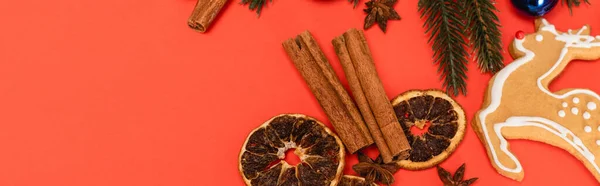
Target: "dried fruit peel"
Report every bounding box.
[238,114,345,186]
[391,90,466,170]
[339,175,378,186]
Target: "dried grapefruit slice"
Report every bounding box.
[391,90,466,170]
[238,114,345,186]
[339,175,377,186]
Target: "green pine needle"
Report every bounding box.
[350,0,359,7]
[463,0,504,74]
[241,0,271,16]
[419,0,469,96]
[563,0,591,15]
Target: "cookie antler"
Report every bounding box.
[534,18,545,32]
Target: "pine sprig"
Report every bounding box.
[350,0,359,8]
[563,0,591,15]
[419,0,469,96]
[463,0,504,74]
[241,0,271,16]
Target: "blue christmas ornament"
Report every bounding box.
[511,0,559,17]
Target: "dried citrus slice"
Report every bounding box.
[339,175,378,186]
[238,114,345,186]
[391,90,466,170]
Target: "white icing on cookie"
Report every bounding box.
[585,126,592,132]
[536,34,543,41]
[574,97,580,104]
[477,19,600,176]
[558,110,566,117]
[563,102,568,107]
[492,117,597,174]
[596,140,600,146]
[572,107,580,115]
[584,112,591,120]
[589,102,597,110]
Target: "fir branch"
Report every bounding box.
[350,0,359,8]
[419,0,469,96]
[563,0,591,15]
[241,0,271,16]
[463,0,504,74]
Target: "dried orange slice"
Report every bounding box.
[339,175,378,186]
[391,90,466,170]
[238,114,345,186]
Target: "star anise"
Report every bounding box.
[352,151,401,185]
[437,164,478,186]
[363,0,400,33]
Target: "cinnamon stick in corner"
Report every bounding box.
[188,0,228,33]
[283,31,373,153]
[332,28,411,163]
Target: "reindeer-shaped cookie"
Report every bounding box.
[473,19,600,182]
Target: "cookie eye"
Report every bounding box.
[515,30,525,40]
[536,34,544,42]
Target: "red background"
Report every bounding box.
[1,0,599,185]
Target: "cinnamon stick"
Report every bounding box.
[283,31,373,153]
[188,0,228,33]
[333,36,393,163]
[332,28,411,162]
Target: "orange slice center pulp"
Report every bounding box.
[284,149,301,166]
[410,120,431,136]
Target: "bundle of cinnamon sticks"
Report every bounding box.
[283,31,374,153]
[283,29,411,163]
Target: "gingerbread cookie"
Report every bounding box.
[473,18,600,182]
